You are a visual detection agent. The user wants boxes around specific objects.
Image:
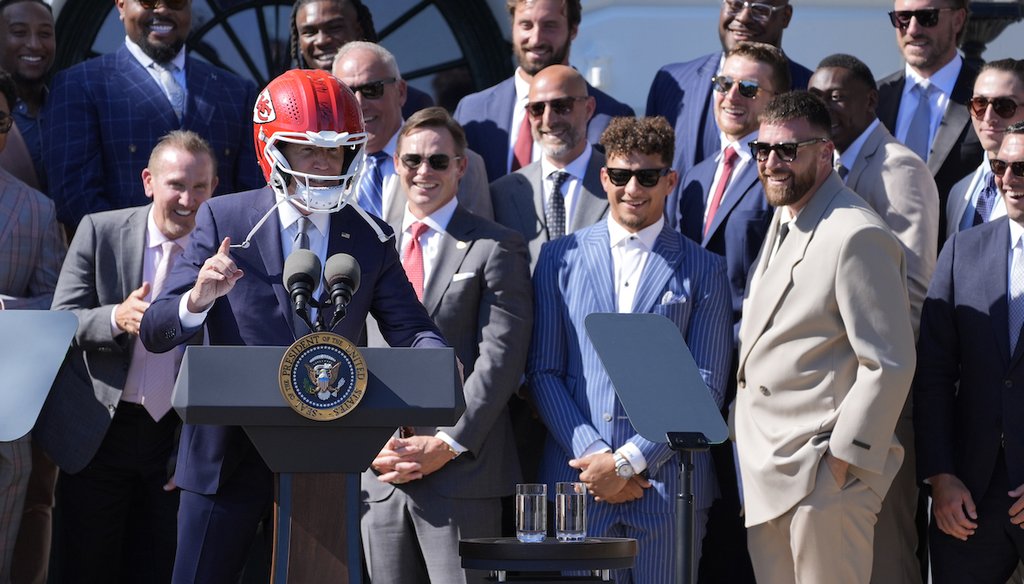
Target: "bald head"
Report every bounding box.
[332,42,407,152]
[527,65,594,165]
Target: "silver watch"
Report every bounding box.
[613,452,635,479]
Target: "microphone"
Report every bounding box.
[283,249,322,335]
[324,253,361,330]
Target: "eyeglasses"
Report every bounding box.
[969,96,1020,120]
[525,96,588,118]
[712,75,768,99]
[604,167,670,187]
[722,0,787,23]
[748,138,828,162]
[991,158,1024,178]
[399,153,461,171]
[347,78,397,100]
[136,0,189,9]
[0,112,11,135]
[887,8,956,29]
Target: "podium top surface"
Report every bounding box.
[459,537,636,569]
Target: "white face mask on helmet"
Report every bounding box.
[259,128,367,214]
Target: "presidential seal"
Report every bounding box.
[278,332,368,421]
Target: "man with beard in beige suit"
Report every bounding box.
[734,91,916,584]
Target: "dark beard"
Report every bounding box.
[140,38,185,64]
[517,41,571,77]
[763,165,818,208]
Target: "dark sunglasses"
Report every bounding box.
[347,78,397,100]
[722,0,787,23]
[969,96,1020,120]
[749,138,828,162]
[525,96,587,118]
[605,167,670,188]
[712,75,766,99]
[137,0,189,9]
[0,112,11,135]
[991,158,1024,178]
[399,153,461,171]
[887,8,955,29]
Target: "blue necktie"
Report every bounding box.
[905,83,935,162]
[973,173,998,226]
[355,151,388,218]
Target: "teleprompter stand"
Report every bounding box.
[585,313,728,584]
[172,345,463,583]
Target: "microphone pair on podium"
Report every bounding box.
[283,250,361,335]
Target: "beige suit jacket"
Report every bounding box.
[734,172,916,526]
[845,122,938,336]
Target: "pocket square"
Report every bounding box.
[452,272,475,282]
[660,291,687,305]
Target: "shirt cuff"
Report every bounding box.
[178,291,209,329]
[581,439,612,459]
[109,305,121,337]
[436,431,467,455]
[617,442,648,474]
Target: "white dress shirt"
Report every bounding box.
[895,56,962,148]
[539,143,593,231]
[124,36,187,108]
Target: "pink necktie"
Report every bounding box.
[511,113,532,172]
[704,146,738,236]
[402,222,429,301]
[142,241,183,421]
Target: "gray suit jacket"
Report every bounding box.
[844,122,938,336]
[36,205,194,473]
[382,148,493,222]
[363,204,532,500]
[489,150,609,271]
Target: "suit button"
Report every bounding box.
[224,147,232,156]
[602,413,612,422]
[129,144,137,153]
[163,329,176,340]
[108,404,115,414]
[759,386,770,396]
[1006,380,1014,389]
[738,379,746,390]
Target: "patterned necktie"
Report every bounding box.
[294,216,311,250]
[402,221,429,301]
[142,241,183,421]
[1011,240,1024,353]
[835,160,850,183]
[973,173,998,226]
[355,152,388,217]
[546,171,570,239]
[154,62,185,122]
[905,83,934,162]
[705,146,738,235]
[511,113,533,172]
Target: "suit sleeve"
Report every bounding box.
[528,243,606,459]
[42,69,108,228]
[441,234,533,454]
[645,67,673,118]
[51,215,125,351]
[232,78,265,192]
[830,224,917,474]
[456,150,495,221]
[912,238,960,481]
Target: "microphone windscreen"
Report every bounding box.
[283,249,322,288]
[324,253,361,293]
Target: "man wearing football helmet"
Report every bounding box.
[140,69,446,584]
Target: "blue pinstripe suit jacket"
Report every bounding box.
[528,219,733,512]
[42,46,264,228]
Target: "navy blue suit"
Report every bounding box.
[454,76,634,182]
[678,153,771,333]
[646,52,812,184]
[140,187,445,582]
[42,46,264,228]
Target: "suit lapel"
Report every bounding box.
[985,220,1015,366]
[118,206,150,300]
[633,226,682,313]
[929,69,973,174]
[690,53,721,170]
[115,47,178,129]
[705,162,759,242]
[423,208,475,314]
[571,150,610,232]
[877,74,905,132]
[580,222,616,313]
[383,177,404,225]
[182,56,214,130]
[846,124,886,190]
[246,189,294,331]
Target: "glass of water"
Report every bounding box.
[555,482,587,542]
[515,483,547,543]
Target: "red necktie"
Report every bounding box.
[511,113,533,171]
[704,146,738,236]
[402,221,429,300]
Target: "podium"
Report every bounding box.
[173,344,463,583]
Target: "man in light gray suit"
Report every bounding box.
[361,107,532,584]
[35,131,215,582]
[490,64,608,270]
[809,53,938,584]
[332,41,492,221]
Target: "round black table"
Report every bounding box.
[459,537,637,582]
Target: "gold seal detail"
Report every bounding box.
[278,332,368,421]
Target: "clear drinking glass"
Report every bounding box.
[515,483,547,543]
[555,482,587,542]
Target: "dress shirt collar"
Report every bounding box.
[719,129,757,164]
[514,67,531,102]
[377,127,401,159]
[403,196,458,236]
[838,118,881,170]
[904,54,961,97]
[146,207,190,250]
[541,143,592,181]
[124,36,186,72]
[1011,212,1024,244]
[275,195,329,239]
[608,215,664,251]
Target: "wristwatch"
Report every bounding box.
[613,452,635,479]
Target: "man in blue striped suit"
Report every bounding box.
[528,116,732,583]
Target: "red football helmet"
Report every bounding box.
[252,69,367,213]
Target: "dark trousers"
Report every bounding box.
[172,443,273,584]
[930,450,1024,584]
[56,402,180,584]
